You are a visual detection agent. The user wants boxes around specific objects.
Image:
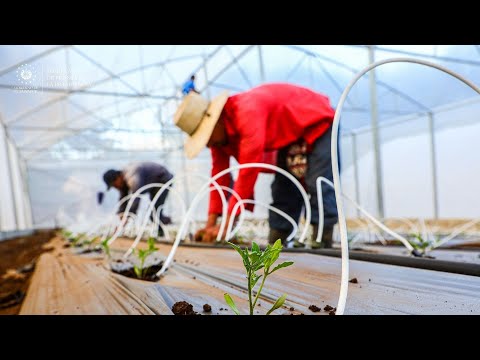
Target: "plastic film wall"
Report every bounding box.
[0,117,33,234]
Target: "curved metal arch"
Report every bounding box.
[6,47,226,157]
[6,53,211,126]
[331,57,480,315]
[0,45,69,77]
[284,45,433,114]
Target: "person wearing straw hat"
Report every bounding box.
[174,83,338,249]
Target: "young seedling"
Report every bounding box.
[101,238,111,258]
[408,233,430,254]
[80,237,97,247]
[69,235,82,246]
[224,239,293,315]
[133,237,159,279]
[61,230,73,240]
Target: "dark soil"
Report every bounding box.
[203,304,212,313]
[308,305,321,312]
[324,305,334,311]
[172,301,197,315]
[0,290,25,309]
[0,230,56,315]
[110,259,164,282]
[76,247,102,255]
[349,278,359,284]
[328,310,336,315]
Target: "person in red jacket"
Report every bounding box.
[174,83,338,248]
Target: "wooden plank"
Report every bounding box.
[154,245,480,315]
[21,237,480,315]
[114,266,276,315]
[20,252,155,315]
[109,239,480,314]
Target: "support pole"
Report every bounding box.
[428,112,439,219]
[2,126,19,230]
[368,46,385,218]
[258,45,265,83]
[180,149,191,210]
[351,133,361,218]
[203,55,211,100]
[20,158,34,228]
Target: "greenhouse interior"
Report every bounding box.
[0,45,479,315]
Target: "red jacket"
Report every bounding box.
[209,83,335,216]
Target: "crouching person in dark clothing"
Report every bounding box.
[103,162,174,237]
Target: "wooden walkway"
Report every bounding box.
[20,237,480,315]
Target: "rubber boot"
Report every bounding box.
[268,228,290,245]
[294,224,319,248]
[293,238,305,248]
[157,225,165,237]
[322,226,334,249]
[312,226,334,249]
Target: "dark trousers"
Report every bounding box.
[269,126,339,232]
[149,188,171,234]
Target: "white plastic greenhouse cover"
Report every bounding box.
[1,45,480,232]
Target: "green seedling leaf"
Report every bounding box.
[263,239,282,268]
[137,249,147,260]
[147,237,158,252]
[254,263,264,272]
[266,293,287,315]
[251,273,262,288]
[249,250,260,266]
[82,239,94,246]
[227,241,249,265]
[272,239,283,250]
[270,261,294,274]
[242,249,251,268]
[101,239,111,257]
[224,293,240,315]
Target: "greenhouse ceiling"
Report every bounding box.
[1,45,480,163]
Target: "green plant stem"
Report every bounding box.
[252,270,268,309]
[139,257,145,279]
[247,269,253,315]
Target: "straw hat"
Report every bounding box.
[174,91,229,159]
